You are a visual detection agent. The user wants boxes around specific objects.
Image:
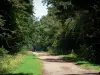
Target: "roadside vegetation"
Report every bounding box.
[0,48,25,74]
[12,52,42,75]
[0,0,42,74]
[47,50,100,71]
[0,50,42,75]
[61,52,100,71]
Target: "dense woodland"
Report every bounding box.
[0,0,35,53]
[0,0,100,73]
[36,0,100,64]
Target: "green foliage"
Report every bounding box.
[61,54,100,71]
[40,0,100,64]
[0,0,41,74]
[75,45,95,61]
[68,50,77,58]
[47,47,55,55]
[0,0,36,53]
[47,47,64,55]
[0,47,8,57]
[32,15,62,51]
[0,51,32,74]
[0,47,9,74]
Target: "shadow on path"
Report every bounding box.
[41,58,74,63]
[64,73,100,75]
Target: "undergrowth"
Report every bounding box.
[61,51,100,71]
[0,46,43,75]
[0,49,27,74]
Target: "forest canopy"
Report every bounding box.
[0,0,35,53]
[35,0,100,64]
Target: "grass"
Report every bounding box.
[77,61,100,71]
[11,51,43,75]
[61,53,100,71]
[0,52,25,74]
[0,51,42,75]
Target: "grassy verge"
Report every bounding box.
[12,52,42,75]
[61,54,100,71]
[10,51,43,75]
[0,51,42,75]
[0,51,26,74]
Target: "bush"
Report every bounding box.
[47,47,55,55]
[67,49,77,58]
[47,47,63,55]
[74,44,95,61]
[0,47,27,74]
[0,47,9,74]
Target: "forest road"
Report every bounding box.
[33,52,99,75]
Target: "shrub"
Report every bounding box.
[0,47,8,57]
[74,44,95,61]
[0,47,27,74]
[67,49,77,58]
[0,47,9,74]
[47,47,64,55]
[47,47,55,55]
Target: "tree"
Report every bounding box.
[42,0,100,63]
[0,0,35,53]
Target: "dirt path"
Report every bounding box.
[33,52,99,75]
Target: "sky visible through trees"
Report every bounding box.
[34,0,48,19]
